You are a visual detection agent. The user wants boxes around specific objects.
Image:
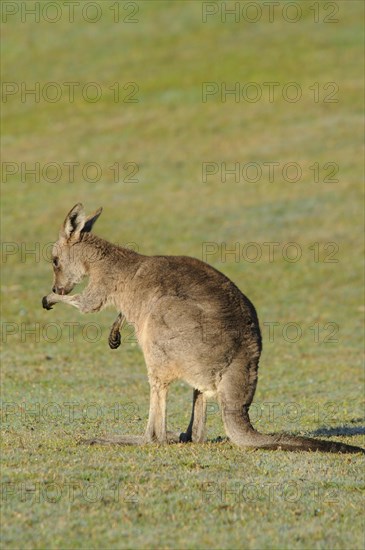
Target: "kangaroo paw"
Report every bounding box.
[42,296,53,310]
[108,329,121,349]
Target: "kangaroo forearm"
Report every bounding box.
[42,291,102,313]
[111,313,125,331]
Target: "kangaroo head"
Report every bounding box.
[51,203,102,295]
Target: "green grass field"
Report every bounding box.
[1,1,364,548]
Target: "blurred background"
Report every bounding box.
[2,0,363,392]
[1,1,364,548]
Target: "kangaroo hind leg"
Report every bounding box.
[144,378,169,444]
[180,389,206,443]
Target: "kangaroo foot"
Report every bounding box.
[108,329,121,349]
[80,431,181,446]
[179,432,192,443]
[80,435,145,446]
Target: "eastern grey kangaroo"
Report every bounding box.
[42,204,364,453]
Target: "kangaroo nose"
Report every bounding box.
[52,286,56,293]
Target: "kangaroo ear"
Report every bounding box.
[61,203,86,241]
[83,207,103,233]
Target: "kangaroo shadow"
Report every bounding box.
[80,419,365,447]
[307,419,365,438]
[207,424,365,443]
[207,418,365,442]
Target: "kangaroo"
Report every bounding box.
[42,203,364,453]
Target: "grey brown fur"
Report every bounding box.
[42,204,364,453]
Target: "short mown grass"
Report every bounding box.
[1,1,364,549]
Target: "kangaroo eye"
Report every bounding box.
[53,258,59,268]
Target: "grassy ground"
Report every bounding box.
[1,1,364,549]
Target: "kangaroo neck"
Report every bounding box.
[79,233,146,317]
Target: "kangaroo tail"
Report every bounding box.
[221,406,365,454]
